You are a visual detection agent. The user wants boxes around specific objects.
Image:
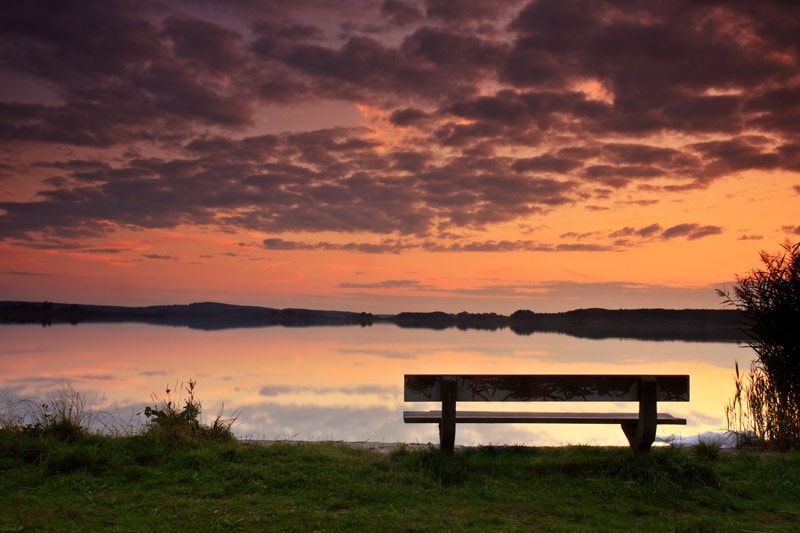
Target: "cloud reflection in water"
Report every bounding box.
[1,322,743,446]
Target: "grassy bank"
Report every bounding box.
[2,431,799,532]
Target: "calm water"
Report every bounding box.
[1,322,748,446]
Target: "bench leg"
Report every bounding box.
[439,376,457,453]
[621,376,657,455]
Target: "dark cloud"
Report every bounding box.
[262,234,642,253]
[389,107,430,126]
[424,0,511,23]
[339,279,423,289]
[2,271,54,277]
[601,144,700,171]
[560,230,600,241]
[636,224,664,239]
[689,137,783,172]
[502,0,798,138]
[783,225,800,235]
[380,0,424,28]
[661,224,724,241]
[555,243,613,252]
[511,154,583,174]
[253,22,507,104]
[264,238,410,254]
[581,165,665,188]
[3,123,581,242]
[294,237,621,253]
[1,0,798,252]
[262,238,310,251]
[401,25,507,72]
[82,248,126,254]
[162,13,246,73]
[0,3,254,146]
[610,223,723,244]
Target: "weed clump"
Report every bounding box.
[142,379,237,443]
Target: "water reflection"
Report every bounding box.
[0,322,747,446]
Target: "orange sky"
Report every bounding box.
[1,1,799,313]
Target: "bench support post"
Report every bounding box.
[439,376,457,453]
[621,376,657,455]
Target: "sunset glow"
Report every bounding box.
[2,1,799,313]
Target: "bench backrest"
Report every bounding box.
[404,374,690,402]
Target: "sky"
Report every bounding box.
[1,0,799,314]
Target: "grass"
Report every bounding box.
[1,433,799,531]
[2,383,799,531]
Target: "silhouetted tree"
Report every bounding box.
[719,240,800,449]
[511,309,536,320]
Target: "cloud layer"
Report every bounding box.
[2,0,799,253]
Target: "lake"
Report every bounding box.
[1,321,750,447]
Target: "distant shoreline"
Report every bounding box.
[0,300,746,342]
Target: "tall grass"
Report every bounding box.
[1,384,95,441]
[1,379,237,444]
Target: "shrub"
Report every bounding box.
[719,240,800,450]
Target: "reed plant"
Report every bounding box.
[719,240,800,450]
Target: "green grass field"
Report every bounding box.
[2,430,799,532]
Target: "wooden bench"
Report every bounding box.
[403,374,690,455]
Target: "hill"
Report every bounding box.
[0,300,745,342]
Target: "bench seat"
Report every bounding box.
[404,410,687,425]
